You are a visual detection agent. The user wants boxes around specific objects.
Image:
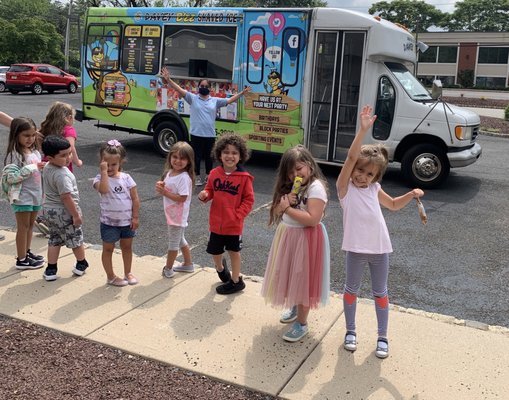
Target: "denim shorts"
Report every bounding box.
[100,223,136,243]
[12,204,42,213]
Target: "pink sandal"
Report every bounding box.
[124,273,138,285]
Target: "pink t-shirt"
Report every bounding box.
[339,180,393,254]
[63,125,77,171]
[163,171,192,227]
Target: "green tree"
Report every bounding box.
[0,17,64,65]
[369,0,444,32]
[443,0,509,31]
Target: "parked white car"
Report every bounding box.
[0,66,9,92]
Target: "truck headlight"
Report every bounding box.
[455,126,473,140]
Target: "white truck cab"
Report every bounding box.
[371,61,481,187]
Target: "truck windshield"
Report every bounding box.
[385,62,432,101]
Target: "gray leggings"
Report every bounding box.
[343,252,389,337]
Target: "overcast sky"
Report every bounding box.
[326,0,457,14]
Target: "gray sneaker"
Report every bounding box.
[173,263,194,273]
[162,266,175,278]
[195,176,203,186]
[280,305,298,323]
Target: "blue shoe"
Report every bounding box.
[282,322,308,342]
[280,305,298,323]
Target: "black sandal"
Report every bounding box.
[375,337,389,359]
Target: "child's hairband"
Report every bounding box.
[107,139,122,147]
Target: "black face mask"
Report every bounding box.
[199,87,210,96]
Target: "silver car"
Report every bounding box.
[0,66,9,92]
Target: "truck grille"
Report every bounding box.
[472,125,479,140]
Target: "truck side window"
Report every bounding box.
[373,76,395,140]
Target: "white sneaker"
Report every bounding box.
[162,266,175,278]
[195,177,203,186]
[173,263,194,273]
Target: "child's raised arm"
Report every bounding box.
[336,105,377,199]
[95,161,109,194]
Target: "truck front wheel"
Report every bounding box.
[401,144,450,189]
[153,120,184,157]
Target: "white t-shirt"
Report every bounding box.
[163,171,192,227]
[340,180,393,254]
[282,179,327,228]
[93,172,137,227]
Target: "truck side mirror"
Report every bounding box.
[431,79,442,100]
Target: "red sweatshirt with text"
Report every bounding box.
[201,165,254,235]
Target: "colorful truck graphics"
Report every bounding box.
[81,7,481,188]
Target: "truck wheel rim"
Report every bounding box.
[413,153,441,181]
[158,129,177,152]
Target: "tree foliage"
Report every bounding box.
[213,0,326,6]
[369,0,444,32]
[0,0,65,66]
[442,0,509,31]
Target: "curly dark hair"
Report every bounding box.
[212,134,251,165]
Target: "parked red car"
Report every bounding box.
[6,63,78,95]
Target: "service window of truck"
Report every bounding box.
[80,7,481,188]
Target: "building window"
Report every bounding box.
[475,76,507,88]
[437,46,457,63]
[418,46,437,62]
[418,46,457,63]
[478,47,509,64]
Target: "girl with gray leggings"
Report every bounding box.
[336,105,424,359]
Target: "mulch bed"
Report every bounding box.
[0,316,276,400]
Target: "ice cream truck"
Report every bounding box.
[79,7,481,188]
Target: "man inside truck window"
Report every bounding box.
[159,66,251,186]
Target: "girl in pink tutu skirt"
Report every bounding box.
[261,145,330,342]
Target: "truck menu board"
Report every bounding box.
[122,25,161,74]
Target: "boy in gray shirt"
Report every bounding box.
[41,136,89,281]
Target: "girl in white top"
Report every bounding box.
[93,140,140,287]
[156,142,195,278]
[336,105,424,359]
[3,117,46,269]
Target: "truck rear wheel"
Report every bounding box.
[401,144,449,189]
[153,120,185,156]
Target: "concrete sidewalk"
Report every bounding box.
[1,230,508,399]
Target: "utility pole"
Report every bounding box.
[64,0,73,72]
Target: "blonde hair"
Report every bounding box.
[40,102,74,139]
[162,141,195,185]
[356,144,389,183]
[269,145,327,226]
